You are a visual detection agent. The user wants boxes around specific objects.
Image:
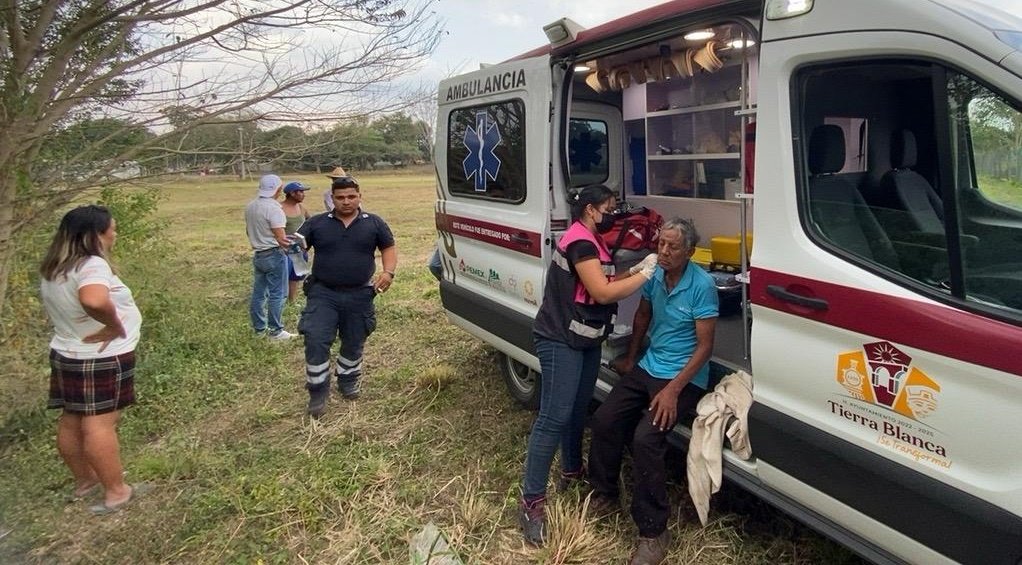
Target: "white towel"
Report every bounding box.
[686,370,754,526]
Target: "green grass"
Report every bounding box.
[0,167,860,563]
[977,174,1022,210]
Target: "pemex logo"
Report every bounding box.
[836,341,940,420]
[462,111,502,192]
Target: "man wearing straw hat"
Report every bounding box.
[322,166,349,212]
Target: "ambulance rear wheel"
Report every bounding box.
[500,353,540,410]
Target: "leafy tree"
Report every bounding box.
[375,113,427,164]
[40,118,153,168]
[0,0,442,313]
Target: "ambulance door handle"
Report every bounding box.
[510,233,532,246]
[766,285,829,311]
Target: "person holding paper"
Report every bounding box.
[281,181,312,303]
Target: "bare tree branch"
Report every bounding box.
[0,0,444,312]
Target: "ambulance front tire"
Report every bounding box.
[499,352,540,410]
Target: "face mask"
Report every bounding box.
[595,211,616,234]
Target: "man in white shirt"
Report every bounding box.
[244,174,294,340]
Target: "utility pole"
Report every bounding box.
[238,126,246,180]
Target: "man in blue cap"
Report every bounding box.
[244,174,294,340]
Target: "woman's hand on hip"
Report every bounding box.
[84,324,126,353]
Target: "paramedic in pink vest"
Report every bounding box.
[518,184,659,546]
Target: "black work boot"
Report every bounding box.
[307,385,329,418]
[337,375,360,400]
[629,530,671,565]
[517,495,546,547]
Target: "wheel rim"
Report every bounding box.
[506,357,537,396]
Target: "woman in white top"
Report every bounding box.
[39,205,143,514]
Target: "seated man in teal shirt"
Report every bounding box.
[587,217,718,565]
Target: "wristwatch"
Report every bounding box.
[383,270,396,278]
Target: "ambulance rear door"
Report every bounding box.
[435,55,553,363]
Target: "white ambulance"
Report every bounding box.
[433,0,1022,562]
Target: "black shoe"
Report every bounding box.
[518,496,546,547]
[307,386,329,418]
[337,376,360,400]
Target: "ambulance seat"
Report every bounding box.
[881,129,945,234]
[807,124,901,270]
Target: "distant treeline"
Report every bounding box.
[42,111,433,176]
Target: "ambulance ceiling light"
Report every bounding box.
[574,63,591,72]
[543,17,586,47]
[728,38,756,49]
[684,29,716,41]
[765,0,814,20]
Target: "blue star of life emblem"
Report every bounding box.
[462,111,502,192]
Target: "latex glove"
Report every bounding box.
[629,253,659,279]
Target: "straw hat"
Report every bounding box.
[669,51,690,77]
[585,71,606,93]
[609,67,631,90]
[693,41,723,72]
[325,166,348,180]
[646,57,665,82]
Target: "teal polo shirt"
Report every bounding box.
[637,264,719,389]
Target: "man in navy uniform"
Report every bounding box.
[296,174,397,418]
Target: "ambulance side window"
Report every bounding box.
[948,72,1022,314]
[797,60,1022,319]
[447,99,527,203]
[568,118,609,187]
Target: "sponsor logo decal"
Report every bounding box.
[830,341,950,470]
[458,259,486,279]
[462,111,502,192]
[457,260,505,291]
[523,279,537,305]
[487,268,502,290]
[445,70,526,101]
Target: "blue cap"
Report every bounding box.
[283,181,308,194]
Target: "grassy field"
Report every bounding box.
[0,168,860,563]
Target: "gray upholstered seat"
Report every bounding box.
[808,124,901,270]
[882,130,945,234]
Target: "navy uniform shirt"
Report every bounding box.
[297,209,395,287]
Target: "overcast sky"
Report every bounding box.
[418,0,665,81]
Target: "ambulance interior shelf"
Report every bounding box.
[591,28,751,200]
[638,62,744,199]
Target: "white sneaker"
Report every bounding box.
[267,330,295,341]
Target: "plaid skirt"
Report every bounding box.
[48,349,136,415]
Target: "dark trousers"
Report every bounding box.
[587,367,704,537]
[298,284,377,391]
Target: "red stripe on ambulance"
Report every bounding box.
[436,212,543,258]
[751,267,1022,376]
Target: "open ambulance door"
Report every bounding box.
[435,55,553,368]
[749,2,1022,563]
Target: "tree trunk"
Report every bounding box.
[0,171,16,317]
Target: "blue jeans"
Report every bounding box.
[522,336,601,498]
[427,246,442,281]
[250,248,287,334]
